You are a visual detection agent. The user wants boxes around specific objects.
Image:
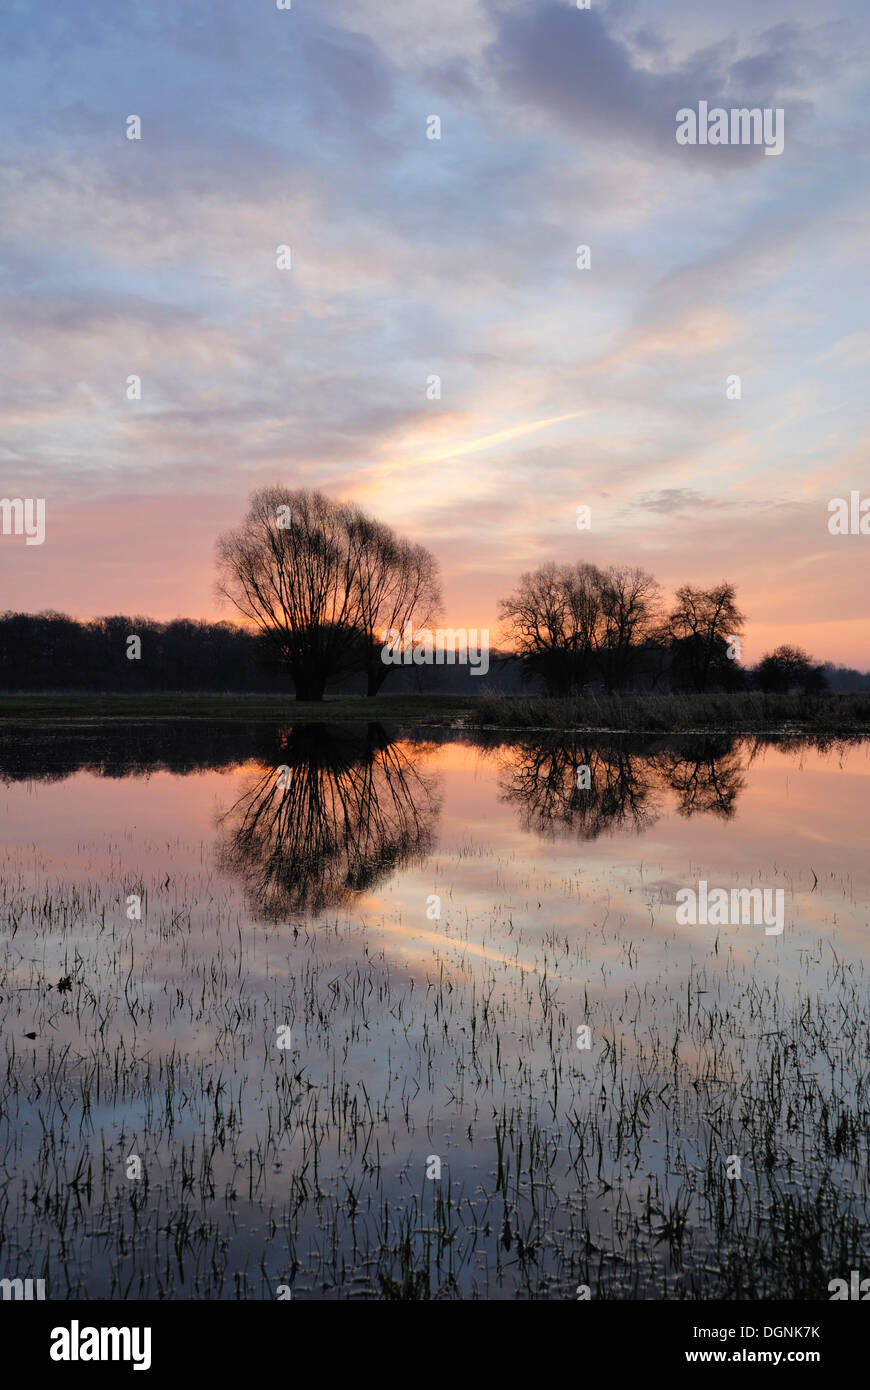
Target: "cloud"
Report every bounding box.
[635,488,726,514]
[0,0,867,665]
[484,4,823,164]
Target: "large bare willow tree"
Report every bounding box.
[215,486,441,700]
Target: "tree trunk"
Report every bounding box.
[366,661,391,697]
[294,671,326,701]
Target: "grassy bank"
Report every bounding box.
[471,690,870,732]
[0,692,476,725]
[1,689,870,731]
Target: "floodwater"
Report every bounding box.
[1,723,868,1299]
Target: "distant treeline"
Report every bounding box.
[0,613,287,693]
[0,611,867,696]
[0,611,525,694]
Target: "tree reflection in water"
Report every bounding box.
[495,735,745,840]
[217,723,440,918]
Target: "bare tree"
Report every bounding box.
[343,512,442,696]
[216,487,362,700]
[498,562,612,693]
[215,486,440,701]
[664,582,745,693]
[501,567,742,696]
[756,644,827,694]
[599,566,661,691]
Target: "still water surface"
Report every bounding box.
[1,724,868,1299]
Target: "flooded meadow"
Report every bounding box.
[1,722,868,1300]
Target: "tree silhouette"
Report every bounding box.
[756,645,827,694]
[215,486,440,700]
[664,583,745,692]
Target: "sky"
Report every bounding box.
[1,0,869,666]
